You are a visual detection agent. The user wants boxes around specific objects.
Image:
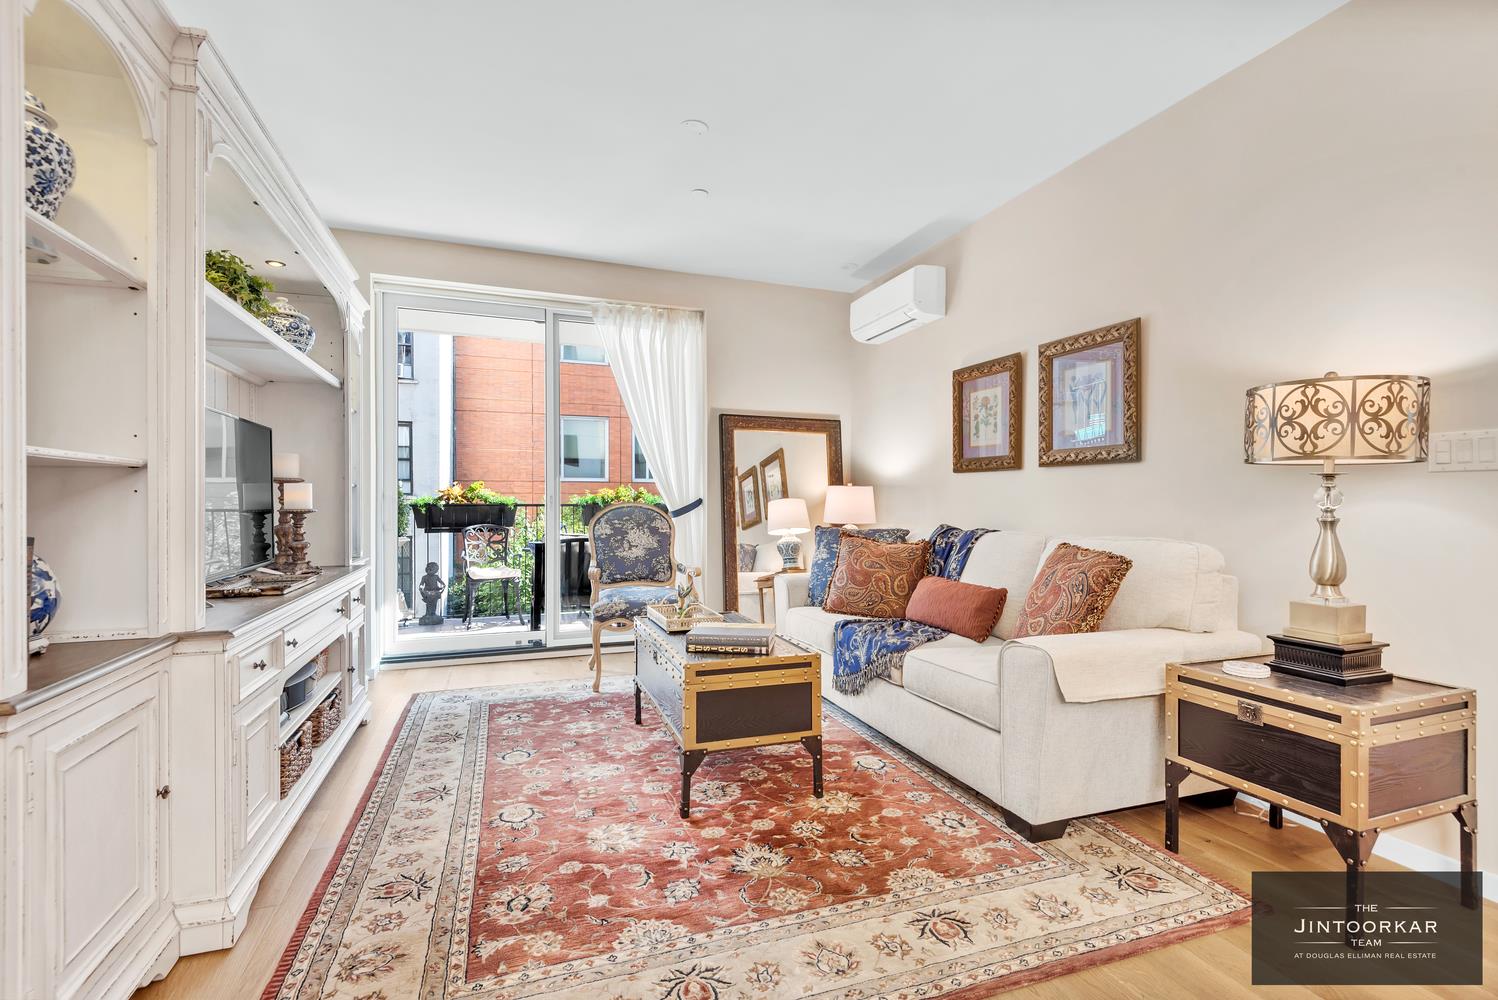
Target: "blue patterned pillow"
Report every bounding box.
[807,525,910,607]
[737,543,757,571]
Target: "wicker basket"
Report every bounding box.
[309,646,332,681]
[308,687,344,748]
[645,603,723,633]
[279,726,313,798]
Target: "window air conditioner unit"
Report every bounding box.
[849,265,945,344]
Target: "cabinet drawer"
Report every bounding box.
[346,583,367,620]
[284,596,346,659]
[234,633,282,702]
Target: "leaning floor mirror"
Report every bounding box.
[718,414,844,622]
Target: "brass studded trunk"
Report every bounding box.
[1167,659,1476,830]
[635,615,821,753]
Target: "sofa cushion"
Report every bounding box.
[807,525,910,606]
[955,530,1049,638]
[1040,536,1228,633]
[824,535,931,619]
[905,576,1007,642]
[1014,543,1132,637]
[902,642,1004,729]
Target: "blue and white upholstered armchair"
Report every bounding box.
[587,502,691,691]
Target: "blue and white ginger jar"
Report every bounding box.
[24,91,76,220]
[264,296,317,353]
[28,537,60,639]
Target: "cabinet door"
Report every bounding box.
[35,674,167,1000]
[233,690,282,866]
[347,616,368,705]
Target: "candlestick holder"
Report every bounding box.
[272,477,304,573]
[281,508,316,575]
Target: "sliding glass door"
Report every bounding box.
[379,287,651,661]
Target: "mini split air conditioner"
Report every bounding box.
[849,264,946,344]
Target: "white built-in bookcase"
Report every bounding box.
[0,0,372,702]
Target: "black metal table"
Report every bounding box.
[527,534,591,631]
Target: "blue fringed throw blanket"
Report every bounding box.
[832,524,993,695]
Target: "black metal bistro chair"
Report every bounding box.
[460,523,522,629]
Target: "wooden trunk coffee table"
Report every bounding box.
[634,612,823,817]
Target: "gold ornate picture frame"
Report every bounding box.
[736,467,763,529]
[952,352,1022,472]
[1038,318,1141,466]
[758,448,789,503]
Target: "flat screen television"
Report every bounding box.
[204,409,275,582]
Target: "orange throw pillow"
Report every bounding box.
[905,576,1007,642]
[823,535,931,619]
[1013,543,1133,637]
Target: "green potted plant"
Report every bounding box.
[407,481,520,531]
[205,250,276,317]
[570,484,667,528]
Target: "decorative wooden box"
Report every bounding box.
[1167,659,1475,832]
[635,614,823,816]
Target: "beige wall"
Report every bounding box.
[335,229,853,605]
[849,0,1498,868]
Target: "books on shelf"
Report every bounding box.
[685,621,776,655]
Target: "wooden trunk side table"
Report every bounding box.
[635,613,823,817]
[1165,658,1478,916]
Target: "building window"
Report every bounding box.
[561,416,608,481]
[396,330,415,380]
[560,343,608,365]
[396,421,414,496]
[631,434,654,482]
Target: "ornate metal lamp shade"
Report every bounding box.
[1245,372,1430,467]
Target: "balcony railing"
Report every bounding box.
[397,502,589,625]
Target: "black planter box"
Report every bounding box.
[412,503,518,532]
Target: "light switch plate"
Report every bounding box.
[1429,429,1498,472]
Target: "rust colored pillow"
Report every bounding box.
[823,535,931,619]
[905,576,1007,642]
[1013,543,1133,637]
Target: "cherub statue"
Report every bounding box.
[674,562,702,619]
[418,561,446,625]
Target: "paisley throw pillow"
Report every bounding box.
[807,525,910,606]
[823,535,931,619]
[1013,543,1133,637]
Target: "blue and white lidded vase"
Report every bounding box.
[263,296,317,353]
[24,91,76,220]
[28,536,60,654]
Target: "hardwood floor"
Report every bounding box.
[135,654,1495,999]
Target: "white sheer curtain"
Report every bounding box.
[592,302,707,573]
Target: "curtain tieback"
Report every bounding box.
[669,498,703,518]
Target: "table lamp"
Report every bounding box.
[824,484,876,529]
[767,497,811,570]
[1244,371,1429,684]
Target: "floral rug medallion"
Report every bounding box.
[265,680,1248,999]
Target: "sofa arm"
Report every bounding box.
[994,629,1263,825]
[773,572,811,625]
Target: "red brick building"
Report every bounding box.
[452,337,655,503]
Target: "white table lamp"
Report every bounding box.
[767,497,811,570]
[824,484,875,528]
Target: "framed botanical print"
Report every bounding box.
[759,448,789,504]
[953,352,1022,472]
[737,467,763,529]
[1038,318,1141,465]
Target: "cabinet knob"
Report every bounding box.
[251,659,268,671]
[352,595,364,604]
[156,785,171,799]
[287,638,299,649]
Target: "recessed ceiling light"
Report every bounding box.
[264,259,287,268]
[689,188,710,199]
[681,119,709,134]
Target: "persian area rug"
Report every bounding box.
[265,680,1249,999]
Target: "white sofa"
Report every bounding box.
[736,542,784,623]
[775,530,1268,840]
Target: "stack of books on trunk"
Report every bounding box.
[685,621,776,655]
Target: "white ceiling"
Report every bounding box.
[167,0,1345,291]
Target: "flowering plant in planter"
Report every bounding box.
[571,484,667,527]
[407,481,520,530]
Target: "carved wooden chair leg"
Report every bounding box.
[590,619,605,691]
